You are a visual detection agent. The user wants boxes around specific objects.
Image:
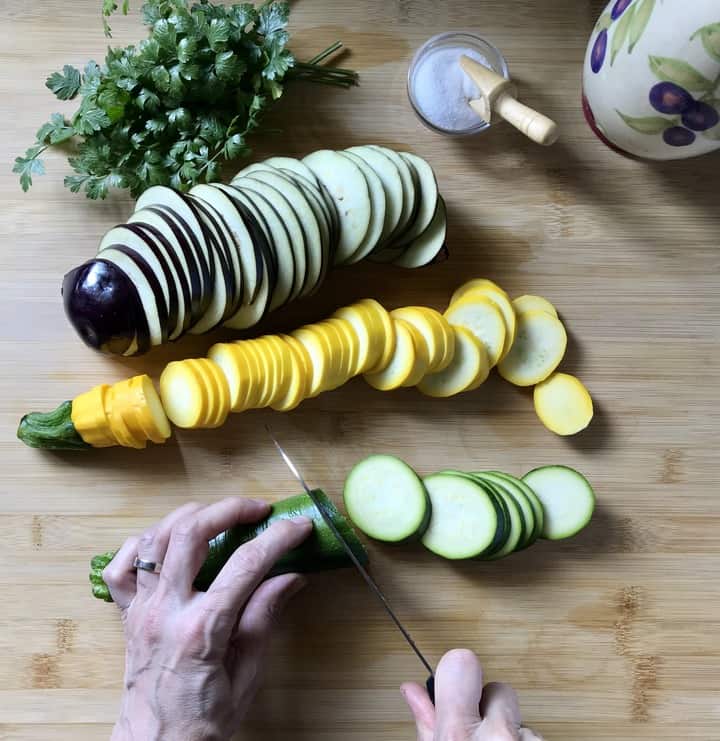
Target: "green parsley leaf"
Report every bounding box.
[13,148,46,192]
[46,65,82,100]
[37,113,76,144]
[257,1,289,40]
[215,50,245,82]
[75,107,111,135]
[206,17,231,50]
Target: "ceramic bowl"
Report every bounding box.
[583,0,720,160]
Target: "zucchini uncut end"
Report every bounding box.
[18,401,91,450]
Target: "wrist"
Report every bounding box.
[112,687,225,741]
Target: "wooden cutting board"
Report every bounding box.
[1,1,718,738]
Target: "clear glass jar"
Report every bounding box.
[407,31,510,136]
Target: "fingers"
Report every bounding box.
[434,648,484,735]
[102,535,139,611]
[204,516,313,629]
[136,501,204,596]
[230,572,307,696]
[161,498,271,596]
[479,681,522,732]
[400,682,435,741]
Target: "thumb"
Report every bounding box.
[401,682,435,741]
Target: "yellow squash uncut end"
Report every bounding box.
[534,372,593,435]
[497,310,567,387]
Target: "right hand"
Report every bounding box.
[401,649,543,740]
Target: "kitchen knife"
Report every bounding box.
[267,427,436,702]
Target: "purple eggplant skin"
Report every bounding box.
[62,259,149,355]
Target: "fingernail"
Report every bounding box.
[290,515,312,526]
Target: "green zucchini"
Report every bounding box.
[90,490,368,602]
[17,401,90,451]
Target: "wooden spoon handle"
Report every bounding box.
[493,93,559,146]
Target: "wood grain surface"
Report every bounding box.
[1,0,719,738]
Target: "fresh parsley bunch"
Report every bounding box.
[14,0,357,199]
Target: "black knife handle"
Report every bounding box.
[426,675,435,705]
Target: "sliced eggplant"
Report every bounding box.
[263,156,320,186]
[242,169,322,297]
[189,184,259,306]
[302,149,371,265]
[367,145,417,244]
[338,151,387,263]
[222,204,275,329]
[346,145,403,248]
[62,258,149,355]
[397,152,439,246]
[393,197,447,268]
[149,204,213,322]
[97,245,166,346]
[127,206,205,326]
[222,184,294,311]
[122,222,188,340]
[232,176,306,303]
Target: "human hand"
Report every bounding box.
[401,649,543,740]
[103,497,313,741]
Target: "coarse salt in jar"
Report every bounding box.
[407,32,509,136]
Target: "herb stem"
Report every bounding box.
[306,41,344,66]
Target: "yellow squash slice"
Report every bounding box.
[357,299,396,373]
[417,326,490,398]
[160,359,230,429]
[401,320,431,387]
[292,327,331,398]
[450,278,507,306]
[534,372,593,436]
[391,307,446,372]
[113,375,171,444]
[497,310,567,387]
[455,286,517,360]
[207,344,253,412]
[444,296,506,367]
[364,319,417,391]
[512,294,558,318]
[270,337,307,412]
[332,304,381,374]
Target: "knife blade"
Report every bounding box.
[266,427,436,695]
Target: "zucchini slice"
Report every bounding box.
[444,294,507,368]
[497,310,567,387]
[523,465,595,540]
[421,473,499,559]
[474,472,536,550]
[303,149,371,264]
[475,478,524,559]
[534,372,594,436]
[488,471,545,545]
[344,454,431,542]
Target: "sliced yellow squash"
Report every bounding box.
[207,343,252,412]
[534,372,593,436]
[417,326,489,397]
[270,337,307,412]
[444,295,506,367]
[71,384,116,448]
[160,359,230,429]
[450,278,507,306]
[281,334,313,400]
[455,286,517,360]
[512,294,558,318]
[292,327,331,398]
[332,304,380,374]
[237,342,265,410]
[497,310,567,387]
[401,319,431,387]
[390,307,446,372]
[112,375,171,444]
[357,298,396,373]
[105,385,146,449]
[364,319,417,391]
[416,307,456,372]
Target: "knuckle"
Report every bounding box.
[171,518,201,545]
[101,564,122,587]
[138,527,158,551]
[483,718,517,741]
[231,547,269,581]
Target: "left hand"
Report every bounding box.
[103,497,313,741]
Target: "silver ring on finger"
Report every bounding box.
[133,557,163,574]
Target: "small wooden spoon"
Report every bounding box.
[460,54,559,146]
